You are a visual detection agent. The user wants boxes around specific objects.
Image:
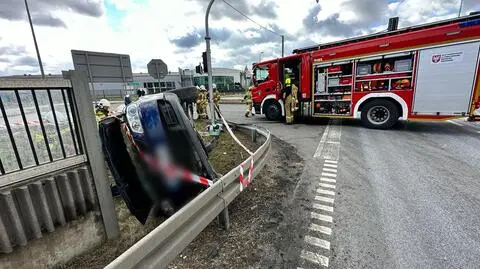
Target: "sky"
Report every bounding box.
[0,0,479,76]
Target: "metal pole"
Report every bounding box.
[281,35,285,57]
[458,0,463,17]
[24,0,44,78]
[85,52,97,103]
[205,0,216,125]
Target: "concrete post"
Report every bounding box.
[67,70,119,239]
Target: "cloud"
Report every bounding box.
[0,57,10,63]
[32,14,67,28]
[15,56,39,67]
[187,0,278,21]
[303,0,389,37]
[171,28,233,49]
[0,46,27,56]
[171,32,202,48]
[0,0,103,27]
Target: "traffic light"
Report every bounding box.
[195,64,203,74]
[202,52,208,73]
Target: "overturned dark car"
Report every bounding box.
[99,89,216,224]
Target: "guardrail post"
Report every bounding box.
[66,70,119,239]
[218,207,230,231]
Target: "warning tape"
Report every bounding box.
[214,106,254,191]
[122,124,213,187]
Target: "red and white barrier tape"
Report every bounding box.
[122,124,213,187]
[215,106,255,191]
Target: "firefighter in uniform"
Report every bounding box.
[196,85,208,119]
[95,99,111,122]
[243,86,253,117]
[283,77,299,124]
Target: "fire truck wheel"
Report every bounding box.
[361,99,399,129]
[265,102,282,121]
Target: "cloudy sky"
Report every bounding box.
[0,0,478,76]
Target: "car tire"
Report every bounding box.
[265,101,282,121]
[361,99,399,129]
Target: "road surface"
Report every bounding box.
[220,104,480,269]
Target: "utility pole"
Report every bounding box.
[205,0,216,126]
[281,35,285,57]
[458,0,463,17]
[24,0,45,78]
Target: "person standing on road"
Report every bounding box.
[197,85,208,119]
[243,86,254,117]
[283,77,298,124]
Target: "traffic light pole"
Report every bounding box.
[205,0,216,126]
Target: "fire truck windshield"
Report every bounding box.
[254,66,269,85]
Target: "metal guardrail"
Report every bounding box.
[105,124,272,269]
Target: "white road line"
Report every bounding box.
[319,182,336,189]
[314,125,330,158]
[309,223,332,235]
[305,235,331,250]
[322,168,338,173]
[313,203,334,212]
[300,250,329,267]
[320,177,336,183]
[324,159,338,164]
[316,188,335,196]
[321,172,337,178]
[315,195,334,203]
[311,212,333,222]
[323,163,337,168]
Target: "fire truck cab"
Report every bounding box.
[251,13,480,129]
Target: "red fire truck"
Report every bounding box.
[251,13,480,129]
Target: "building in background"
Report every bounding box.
[1,67,246,98]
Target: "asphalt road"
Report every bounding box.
[219,104,480,269]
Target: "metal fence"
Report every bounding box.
[0,75,119,258]
[0,84,83,177]
[105,124,271,269]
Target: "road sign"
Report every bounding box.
[128,81,141,88]
[71,50,133,83]
[147,59,168,79]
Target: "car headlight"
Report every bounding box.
[126,104,143,133]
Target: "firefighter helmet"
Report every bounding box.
[98,99,111,109]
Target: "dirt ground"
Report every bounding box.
[168,138,304,269]
[58,120,261,269]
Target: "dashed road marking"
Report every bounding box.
[311,212,333,222]
[320,177,336,183]
[319,182,336,189]
[323,163,337,168]
[315,195,334,203]
[300,250,329,267]
[316,188,335,196]
[309,223,332,235]
[324,160,338,164]
[321,172,337,178]
[305,235,330,250]
[322,168,338,173]
[313,203,334,212]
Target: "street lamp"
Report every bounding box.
[259,52,264,62]
[205,0,216,126]
[24,0,45,78]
